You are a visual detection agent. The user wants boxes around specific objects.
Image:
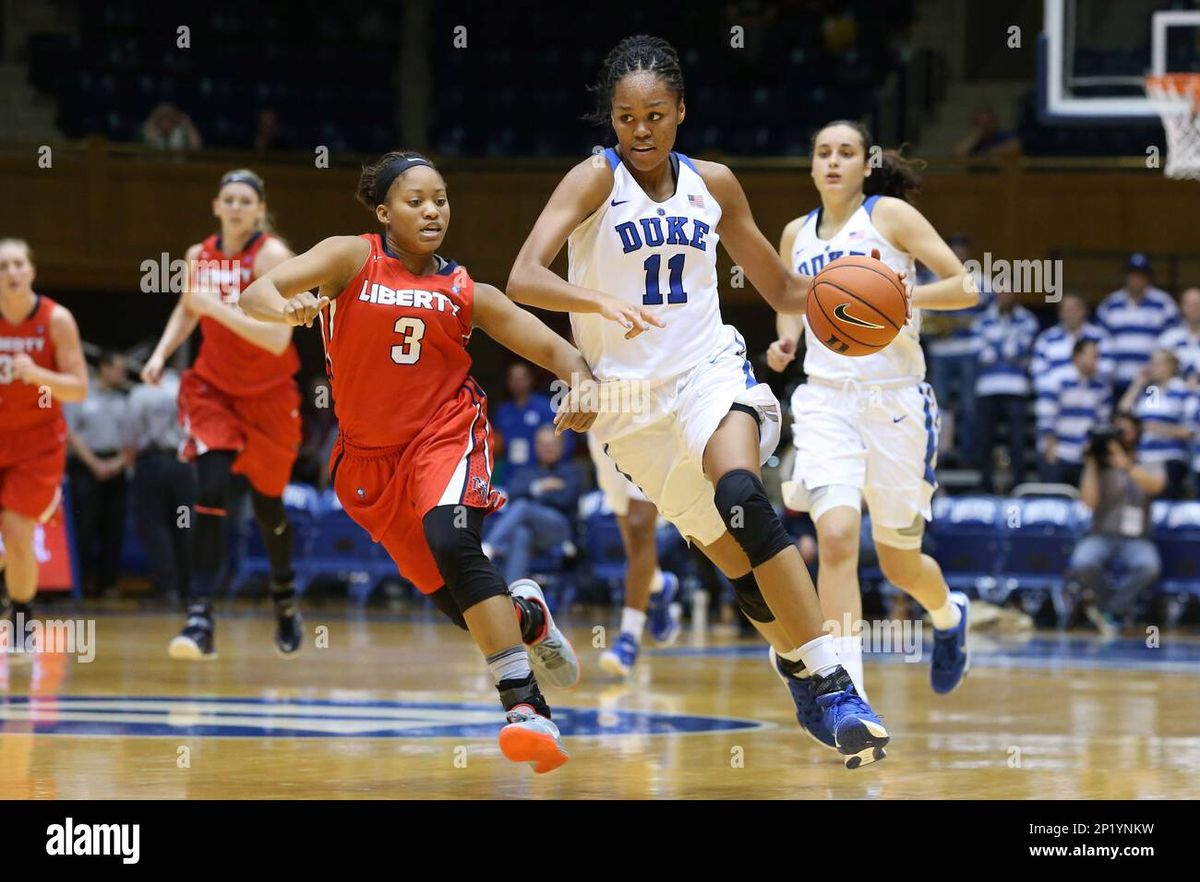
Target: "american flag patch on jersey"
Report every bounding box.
[688,194,705,209]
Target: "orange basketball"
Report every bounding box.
[806,255,906,357]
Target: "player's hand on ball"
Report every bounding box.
[283,293,330,327]
[11,352,38,384]
[597,294,665,339]
[766,338,797,372]
[553,379,599,434]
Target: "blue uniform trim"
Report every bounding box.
[863,194,882,217]
[603,147,621,171]
[675,151,698,174]
[921,383,939,488]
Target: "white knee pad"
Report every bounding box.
[808,484,863,524]
[871,513,926,551]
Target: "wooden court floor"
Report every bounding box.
[2,604,1198,799]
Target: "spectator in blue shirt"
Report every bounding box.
[483,425,583,584]
[492,361,573,481]
[1036,338,1112,486]
[923,232,991,467]
[1096,253,1179,398]
[1031,292,1113,397]
[1118,349,1197,499]
[1156,286,1200,387]
[972,285,1040,492]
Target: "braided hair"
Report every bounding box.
[586,35,685,127]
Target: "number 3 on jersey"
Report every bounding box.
[391,316,425,365]
[642,253,688,305]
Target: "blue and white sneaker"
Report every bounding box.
[647,571,682,646]
[930,591,970,694]
[768,647,836,750]
[599,631,640,679]
[510,579,580,689]
[812,668,890,769]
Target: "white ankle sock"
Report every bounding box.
[619,607,647,642]
[929,596,962,631]
[835,634,866,699]
[486,644,531,685]
[791,634,841,678]
[648,568,665,594]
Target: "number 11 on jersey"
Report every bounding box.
[642,253,688,305]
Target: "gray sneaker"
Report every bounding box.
[510,579,580,689]
[498,705,569,773]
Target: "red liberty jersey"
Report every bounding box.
[321,234,476,448]
[0,294,65,433]
[191,231,300,396]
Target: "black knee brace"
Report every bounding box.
[429,585,468,631]
[422,505,509,613]
[250,488,293,581]
[730,572,775,623]
[713,469,794,567]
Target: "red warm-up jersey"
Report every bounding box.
[191,231,300,397]
[0,294,66,434]
[320,234,476,449]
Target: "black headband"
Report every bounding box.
[372,156,433,205]
[221,172,264,198]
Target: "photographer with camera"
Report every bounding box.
[1067,413,1166,637]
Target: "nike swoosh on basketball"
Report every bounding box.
[611,199,629,206]
[833,303,885,330]
[893,415,906,423]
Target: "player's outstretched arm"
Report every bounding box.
[507,158,664,339]
[697,160,812,314]
[873,198,978,310]
[240,236,370,328]
[473,282,597,434]
[143,243,203,384]
[12,303,89,403]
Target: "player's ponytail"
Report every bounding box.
[812,120,925,203]
[586,34,685,127]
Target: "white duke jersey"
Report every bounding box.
[569,148,726,383]
[791,195,924,386]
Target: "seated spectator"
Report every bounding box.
[972,285,1039,492]
[1096,253,1178,399]
[483,426,583,584]
[1067,412,1165,637]
[1118,349,1197,500]
[1031,292,1113,396]
[1036,338,1112,486]
[253,108,291,152]
[952,107,1021,160]
[142,102,203,152]
[922,232,991,467]
[492,361,572,478]
[1157,286,1200,387]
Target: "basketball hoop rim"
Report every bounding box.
[1145,73,1200,113]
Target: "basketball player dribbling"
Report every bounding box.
[239,151,598,774]
[0,239,88,656]
[507,35,892,767]
[144,169,304,660]
[767,121,976,750]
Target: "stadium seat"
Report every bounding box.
[926,495,1004,597]
[994,496,1081,625]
